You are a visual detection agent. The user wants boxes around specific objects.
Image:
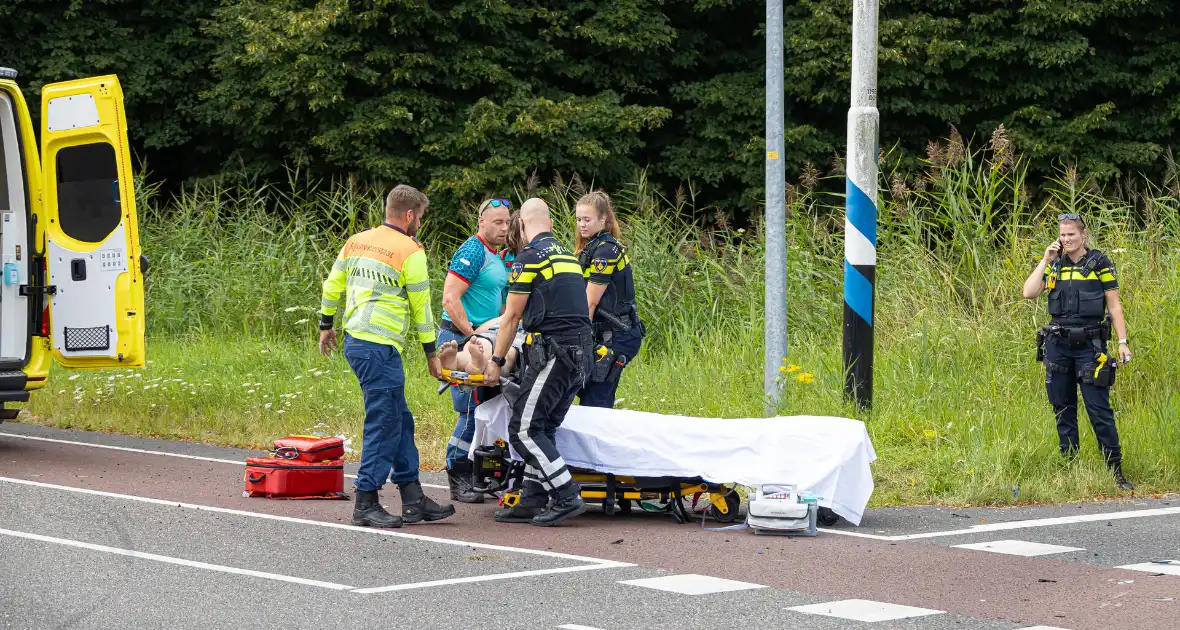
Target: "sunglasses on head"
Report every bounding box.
[1058,212,1086,228]
[481,199,512,214]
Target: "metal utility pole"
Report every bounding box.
[764,0,788,411]
[843,0,879,410]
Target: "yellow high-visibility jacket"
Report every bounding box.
[320,224,436,355]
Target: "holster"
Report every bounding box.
[1082,352,1116,388]
[590,344,615,383]
[523,333,582,375]
[1035,328,1047,363]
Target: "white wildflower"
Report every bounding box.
[284,307,300,313]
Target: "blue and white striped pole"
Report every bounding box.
[843,0,879,409]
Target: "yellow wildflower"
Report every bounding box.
[795,372,814,384]
[786,364,802,373]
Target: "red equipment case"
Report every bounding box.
[272,435,345,462]
[244,457,344,498]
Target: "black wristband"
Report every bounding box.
[491,355,506,367]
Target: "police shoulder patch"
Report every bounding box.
[510,261,524,282]
[591,258,609,274]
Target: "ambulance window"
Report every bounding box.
[55,143,120,243]
[0,129,8,211]
[0,98,10,211]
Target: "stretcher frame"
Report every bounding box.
[470,438,743,525]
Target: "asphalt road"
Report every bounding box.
[1,422,1178,630]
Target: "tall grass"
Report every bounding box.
[25,130,1180,506]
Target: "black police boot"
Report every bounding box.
[398,480,456,523]
[1113,465,1134,491]
[531,485,586,527]
[447,459,485,504]
[493,481,548,523]
[352,490,403,528]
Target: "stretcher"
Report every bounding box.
[465,389,877,530]
[470,435,746,524]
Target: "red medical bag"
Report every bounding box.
[243,457,345,498]
[272,435,345,462]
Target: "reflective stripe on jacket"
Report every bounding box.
[320,225,436,354]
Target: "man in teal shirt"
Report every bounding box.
[440,198,512,502]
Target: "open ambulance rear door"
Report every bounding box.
[39,76,145,368]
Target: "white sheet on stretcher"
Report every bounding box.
[470,395,877,525]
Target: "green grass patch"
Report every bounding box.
[17,138,1180,507]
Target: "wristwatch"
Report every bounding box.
[490,355,506,367]
[1118,338,1129,346]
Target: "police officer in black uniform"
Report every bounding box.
[484,198,594,526]
[1023,213,1133,490]
[573,191,645,408]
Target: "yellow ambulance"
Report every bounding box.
[0,67,146,422]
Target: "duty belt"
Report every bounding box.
[1044,320,1109,346]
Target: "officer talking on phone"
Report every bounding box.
[1022,213,1133,491]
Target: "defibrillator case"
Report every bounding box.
[746,484,819,536]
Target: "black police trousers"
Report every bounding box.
[579,326,643,408]
[509,335,593,498]
[1044,335,1121,466]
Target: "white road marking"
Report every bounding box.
[618,574,767,595]
[16,429,1176,544]
[1015,627,1073,630]
[353,564,627,594]
[0,431,449,490]
[951,540,1085,557]
[0,527,355,591]
[820,505,1180,541]
[1116,561,1180,576]
[0,476,635,569]
[787,599,944,622]
[557,625,608,630]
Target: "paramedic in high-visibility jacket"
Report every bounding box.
[319,184,455,529]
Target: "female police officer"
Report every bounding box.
[1022,212,1133,491]
[573,191,645,408]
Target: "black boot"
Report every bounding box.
[398,480,456,523]
[494,481,548,523]
[447,459,485,504]
[352,490,403,528]
[531,485,586,527]
[1113,465,1134,491]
